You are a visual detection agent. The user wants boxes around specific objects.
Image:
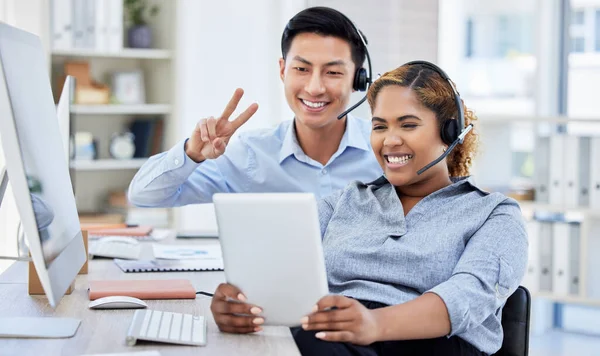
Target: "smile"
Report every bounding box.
[384,154,413,168]
[300,99,329,112]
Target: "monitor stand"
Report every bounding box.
[0,168,81,338]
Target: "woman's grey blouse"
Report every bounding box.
[317,176,528,355]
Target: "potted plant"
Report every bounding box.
[124,0,159,49]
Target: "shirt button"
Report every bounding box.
[174,159,180,165]
[321,169,328,175]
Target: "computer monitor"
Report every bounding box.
[56,75,74,163]
[0,22,86,315]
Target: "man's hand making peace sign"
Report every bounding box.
[185,88,259,163]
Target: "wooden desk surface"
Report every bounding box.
[0,238,300,356]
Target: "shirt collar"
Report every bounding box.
[278,114,371,164]
[279,121,302,164]
[366,175,479,192]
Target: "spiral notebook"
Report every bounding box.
[114,258,224,273]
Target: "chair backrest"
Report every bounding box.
[493,286,531,356]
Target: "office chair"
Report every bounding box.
[492,286,531,356]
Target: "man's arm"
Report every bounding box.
[128,88,258,207]
[127,138,248,207]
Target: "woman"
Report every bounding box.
[209,62,528,356]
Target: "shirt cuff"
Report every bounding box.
[427,280,470,337]
[165,139,202,177]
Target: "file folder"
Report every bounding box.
[534,135,550,203]
[549,135,565,206]
[539,221,553,292]
[568,223,581,295]
[552,222,570,295]
[51,0,73,50]
[522,220,541,293]
[564,136,591,208]
[591,137,600,210]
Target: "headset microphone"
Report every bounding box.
[416,125,473,175]
[336,18,372,120]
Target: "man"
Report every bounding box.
[128,7,382,207]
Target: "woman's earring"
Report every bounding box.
[443,146,448,153]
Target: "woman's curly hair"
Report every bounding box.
[366,63,479,177]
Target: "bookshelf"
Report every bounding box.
[51,48,172,60]
[45,0,177,221]
[476,114,600,307]
[71,104,171,115]
[70,159,147,171]
[519,202,600,219]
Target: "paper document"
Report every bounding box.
[152,244,222,260]
[82,351,161,356]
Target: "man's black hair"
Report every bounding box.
[281,7,367,70]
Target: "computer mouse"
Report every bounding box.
[98,236,140,245]
[88,296,148,309]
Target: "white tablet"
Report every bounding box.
[213,193,329,326]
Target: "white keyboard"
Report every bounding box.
[88,241,141,260]
[126,309,207,346]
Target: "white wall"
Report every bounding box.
[310,0,439,120]
[174,0,305,231]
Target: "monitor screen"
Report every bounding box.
[0,25,80,266]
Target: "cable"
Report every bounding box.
[196,291,214,297]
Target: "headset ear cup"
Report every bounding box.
[441,119,460,146]
[353,68,368,92]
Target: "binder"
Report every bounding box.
[522,220,541,293]
[564,136,591,208]
[586,220,600,298]
[94,0,108,51]
[107,0,124,51]
[71,0,86,48]
[552,222,570,295]
[578,137,591,208]
[591,137,600,210]
[51,0,73,50]
[83,0,96,49]
[568,223,581,295]
[551,221,581,296]
[549,135,565,206]
[538,221,553,292]
[534,135,550,203]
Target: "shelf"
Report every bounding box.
[518,202,600,218]
[70,159,147,171]
[533,292,600,307]
[51,48,172,59]
[477,114,600,124]
[71,104,171,115]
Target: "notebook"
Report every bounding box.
[89,227,171,242]
[88,279,196,300]
[88,225,153,237]
[152,243,222,260]
[114,259,224,273]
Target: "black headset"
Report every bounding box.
[336,15,372,119]
[401,60,473,175]
[404,60,466,146]
[350,28,371,92]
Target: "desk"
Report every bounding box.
[0,237,300,356]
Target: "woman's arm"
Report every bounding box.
[372,292,450,341]
[301,292,450,344]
